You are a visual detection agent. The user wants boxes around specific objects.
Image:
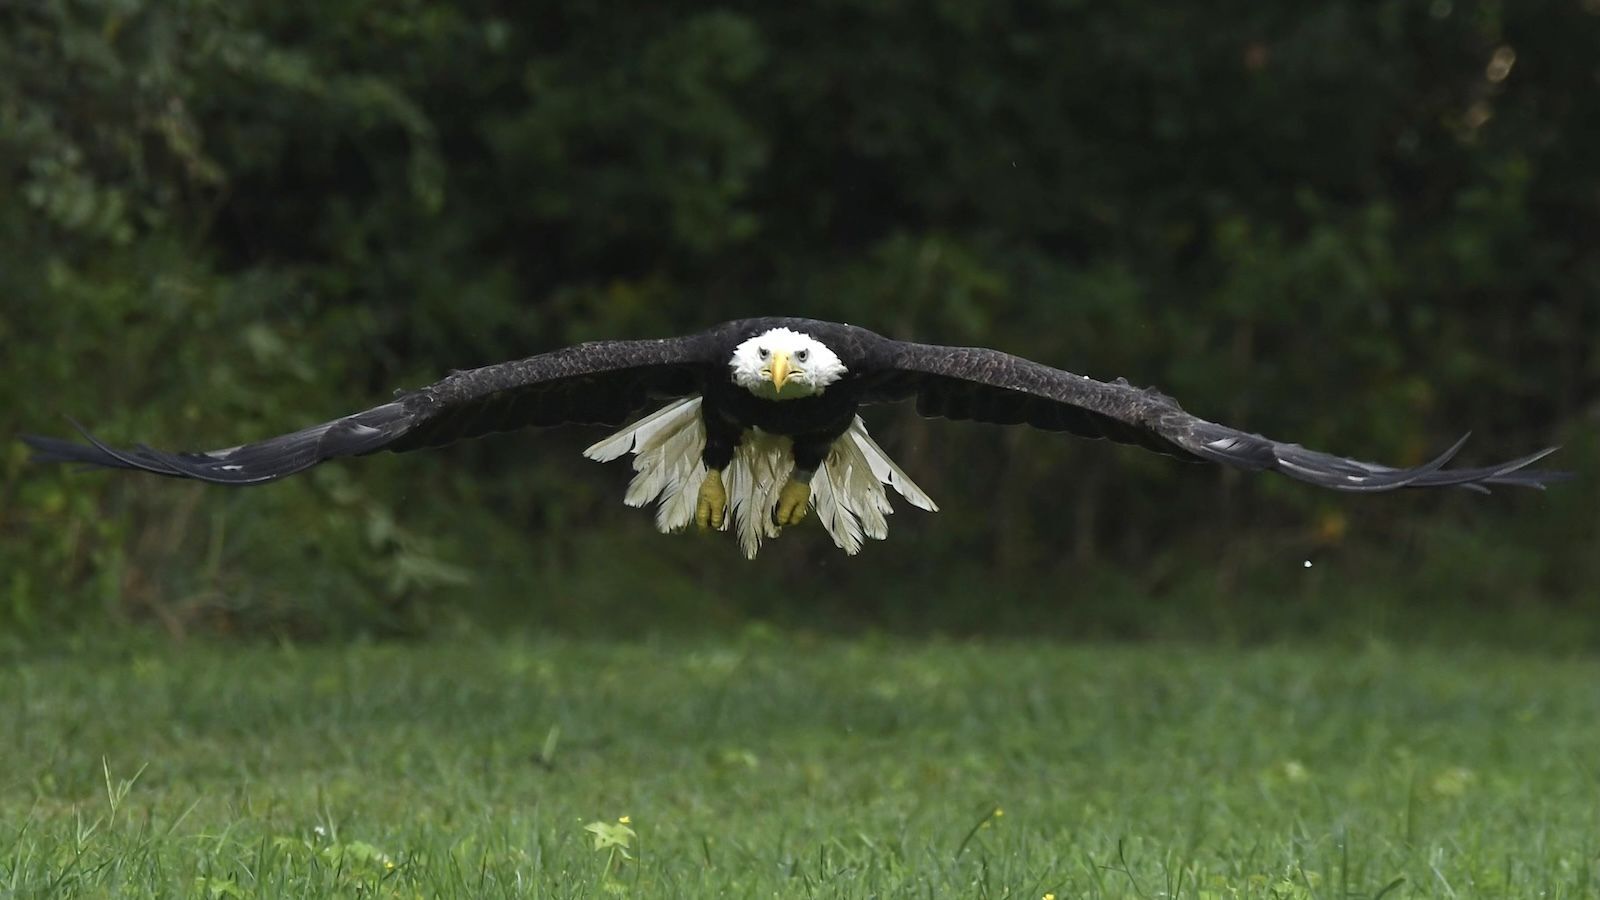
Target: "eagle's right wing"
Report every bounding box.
[22,335,717,485]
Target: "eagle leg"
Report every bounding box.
[696,469,727,530]
[773,478,811,527]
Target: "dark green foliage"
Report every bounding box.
[2,0,1596,641]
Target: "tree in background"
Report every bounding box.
[3,0,1596,642]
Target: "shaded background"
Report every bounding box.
[3,0,1596,647]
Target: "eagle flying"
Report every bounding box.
[23,317,1566,557]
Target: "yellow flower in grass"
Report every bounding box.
[584,819,637,859]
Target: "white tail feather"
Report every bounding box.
[583,397,703,463]
[726,431,790,558]
[847,419,939,512]
[586,401,937,557]
[809,461,863,554]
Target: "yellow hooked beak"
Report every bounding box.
[768,351,792,392]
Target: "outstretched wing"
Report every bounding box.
[22,336,715,485]
[861,341,1566,492]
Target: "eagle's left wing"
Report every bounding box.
[860,341,1566,492]
[22,334,719,485]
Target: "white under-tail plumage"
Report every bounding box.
[583,397,937,557]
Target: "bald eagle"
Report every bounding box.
[23,318,1566,557]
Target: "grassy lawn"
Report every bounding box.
[3,634,1598,898]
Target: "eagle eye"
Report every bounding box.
[758,347,769,359]
[796,349,809,363]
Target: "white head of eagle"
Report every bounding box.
[729,328,847,400]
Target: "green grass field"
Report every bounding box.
[4,635,1598,898]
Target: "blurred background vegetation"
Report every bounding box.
[3,0,1596,648]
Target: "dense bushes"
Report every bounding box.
[3,0,1596,642]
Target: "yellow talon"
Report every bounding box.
[696,469,727,530]
[773,478,811,527]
